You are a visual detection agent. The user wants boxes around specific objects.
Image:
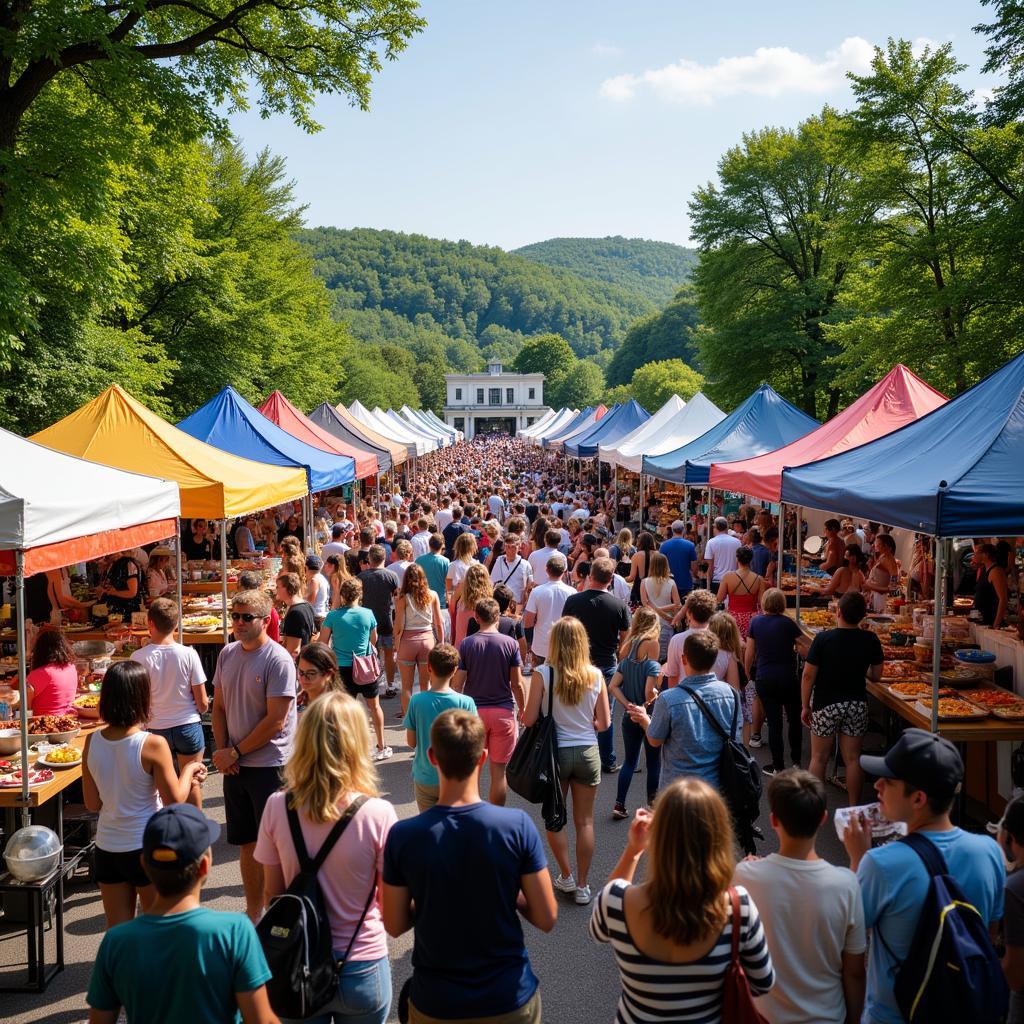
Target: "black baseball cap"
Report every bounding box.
[860,728,963,801]
[143,804,220,866]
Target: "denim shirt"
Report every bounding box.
[647,672,741,788]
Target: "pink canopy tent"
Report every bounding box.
[709,365,948,502]
[258,390,378,480]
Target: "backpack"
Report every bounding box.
[682,685,762,854]
[877,832,1008,1022]
[256,796,375,1019]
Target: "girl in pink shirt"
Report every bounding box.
[255,691,397,1023]
[26,629,79,716]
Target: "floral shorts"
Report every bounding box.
[811,700,869,738]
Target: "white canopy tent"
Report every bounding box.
[599,395,687,471]
[379,408,439,452]
[347,401,430,458]
[527,408,579,446]
[399,406,453,446]
[619,393,726,473]
[517,407,560,439]
[421,408,463,442]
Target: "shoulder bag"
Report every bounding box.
[351,612,383,685]
[720,886,770,1024]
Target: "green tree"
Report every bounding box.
[690,108,863,417]
[606,285,701,385]
[629,359,704,412]
[338,345,420,410]
[512,333,576,378]
[547,360,605,410]
[603,384,634,406]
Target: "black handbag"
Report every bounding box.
[507,669,560,806]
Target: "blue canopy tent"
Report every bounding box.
[542,406,597,449]
[643,384,819,485]
[178,386,355,493]
[563,400,650,459]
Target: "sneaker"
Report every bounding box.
[574,885,593,905]
[751,824,765,841]
[762,765,781,777]
[601,763,621,774]
[749,733,763,748]
[553,873,576,894]
[373,746,393,762]
[384,685,399,698]
[612,802,628,820]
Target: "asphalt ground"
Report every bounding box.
[1,697,864,1024]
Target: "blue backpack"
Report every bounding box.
[877,832,1008,1022]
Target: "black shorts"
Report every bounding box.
[223,766,283,846]
[340,664,381,700]
[95,846,150,888]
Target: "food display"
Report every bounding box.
[38,745,82,769]
[881,661,925,681]
[887,681,954,701]
[28,714,79,736]
[915,697,989,720]
[73,693,102,719]
[182,614,223,633]
[800,610,836,630]
[881,645,917,662]
[958,688,1024,718]
[0,767,54,787]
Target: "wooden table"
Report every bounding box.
[0,722,96,810]
[62,627,227,647]
[182,580,237,595]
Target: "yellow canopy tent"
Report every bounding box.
[31,385,308,518]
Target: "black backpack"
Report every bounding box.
[256,796,375,1019]
[682,685,762,853]
[877,833,1008,1022]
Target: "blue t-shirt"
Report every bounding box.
[647,673,741,789]
[416,552,451,608]
[87,908,271,1023]
[383,802,546,1019]
[659,536,697,594]
[858,829,1005,1024]
[322,605,377,666]
[403,689,477,785]
[750,542,771,577]
[747,613,802,682]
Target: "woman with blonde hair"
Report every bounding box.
[323,553,351,610]
[708,611,755,745]
[523,616,610,907]
[610,528,635,578]
[591,778,774,1020]
[393,563,443,714]
[450,563,492,647]
[256,692,397,1024]
[444,531,478,607]
[639,550,681,661]
[609,608,663,819]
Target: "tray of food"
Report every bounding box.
[886,681,955,701]
[881,661,926,681]
[0,766,54,787]
[800,610,836,630]
[914,698,990,720]
[938,667,983,688]
[881,645,918,662]
[36,745,82,770]
[957,688,1024,718]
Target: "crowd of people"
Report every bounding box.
[59,434,1023,1024]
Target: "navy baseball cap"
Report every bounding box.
[143,804,220,866]
[860,728,963,801]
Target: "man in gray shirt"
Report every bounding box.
[211,588,296,922]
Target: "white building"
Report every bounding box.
[443,362,548,440]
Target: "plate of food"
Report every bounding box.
[0,767,54,787]
[73,694,102,719]
[37,745,82,770]
[63,622,94,633]
[886,681,955,701]
[914,697,989,720]
[881,661,925,681]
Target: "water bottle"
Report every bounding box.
[0,679,18,723]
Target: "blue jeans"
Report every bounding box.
[616,712,661,806]
[597,664,617,769]
[296,956,392,1024]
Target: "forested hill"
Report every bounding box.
[294,227,658,362]
[513,236,698,306]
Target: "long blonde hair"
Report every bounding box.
[648,551,671,580]
[708,611,742,660]
[461,564,493,610]
[283,692,379,823]
[626,607,661,646]
[547,617,594,707]
[648,778,734,944]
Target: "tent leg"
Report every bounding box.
[777,504,784,589]
[220,521,229,646]
[795,506,803,625]
[613,464,617,526]
[638,473,645,532]
[176,519,184,644]
[931,539,946,734]
[15,551,30,825]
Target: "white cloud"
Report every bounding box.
[591,43,622,58]
[599,36,876,106]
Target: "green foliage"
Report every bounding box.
[547,361,605,410]
[513,236,698,306]
[629,359,704,412]
[295,227,656,359]
[512,334,576,377]
[603,384,634,406]
[337,344,420,410]
[605,285,701,386]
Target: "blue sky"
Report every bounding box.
[230,0,998,250]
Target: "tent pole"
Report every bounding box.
[176,518,184,643]
[15,550,30,825]
[795,506,803,625]
[638,473,645,532]
[931,538,946,734]
[613,463,617,527]
[776,504,784,589]
[220,520,229,646]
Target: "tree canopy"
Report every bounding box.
[630,360,704,412]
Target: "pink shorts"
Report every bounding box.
[477,706,518,765]
[398,630,435,667]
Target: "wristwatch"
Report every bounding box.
[232,744,243,761]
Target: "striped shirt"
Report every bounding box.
[590,880,774,1023]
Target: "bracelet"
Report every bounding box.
[232,744,243,760]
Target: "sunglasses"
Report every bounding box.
[230,611,264,623]
[297,668,323,680]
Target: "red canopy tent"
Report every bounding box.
[709,365,948,502]
[258,391,378,480]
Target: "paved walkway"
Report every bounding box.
[1,701,860,1023]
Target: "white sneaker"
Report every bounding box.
[574,885,592,905]
[748,733,763,748]
[373,746,393,762]
[553,873,576,894]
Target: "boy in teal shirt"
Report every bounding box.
[87,804,275,1024]
[404,643,477,811]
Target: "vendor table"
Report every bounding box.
[182,580,238,595]
[61,627,227,647]
[971,624,1024,695]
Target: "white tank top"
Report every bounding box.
[643,576,674,606]
[310,572,330,617]
[404,594,433,632]
[88,730,161,852]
